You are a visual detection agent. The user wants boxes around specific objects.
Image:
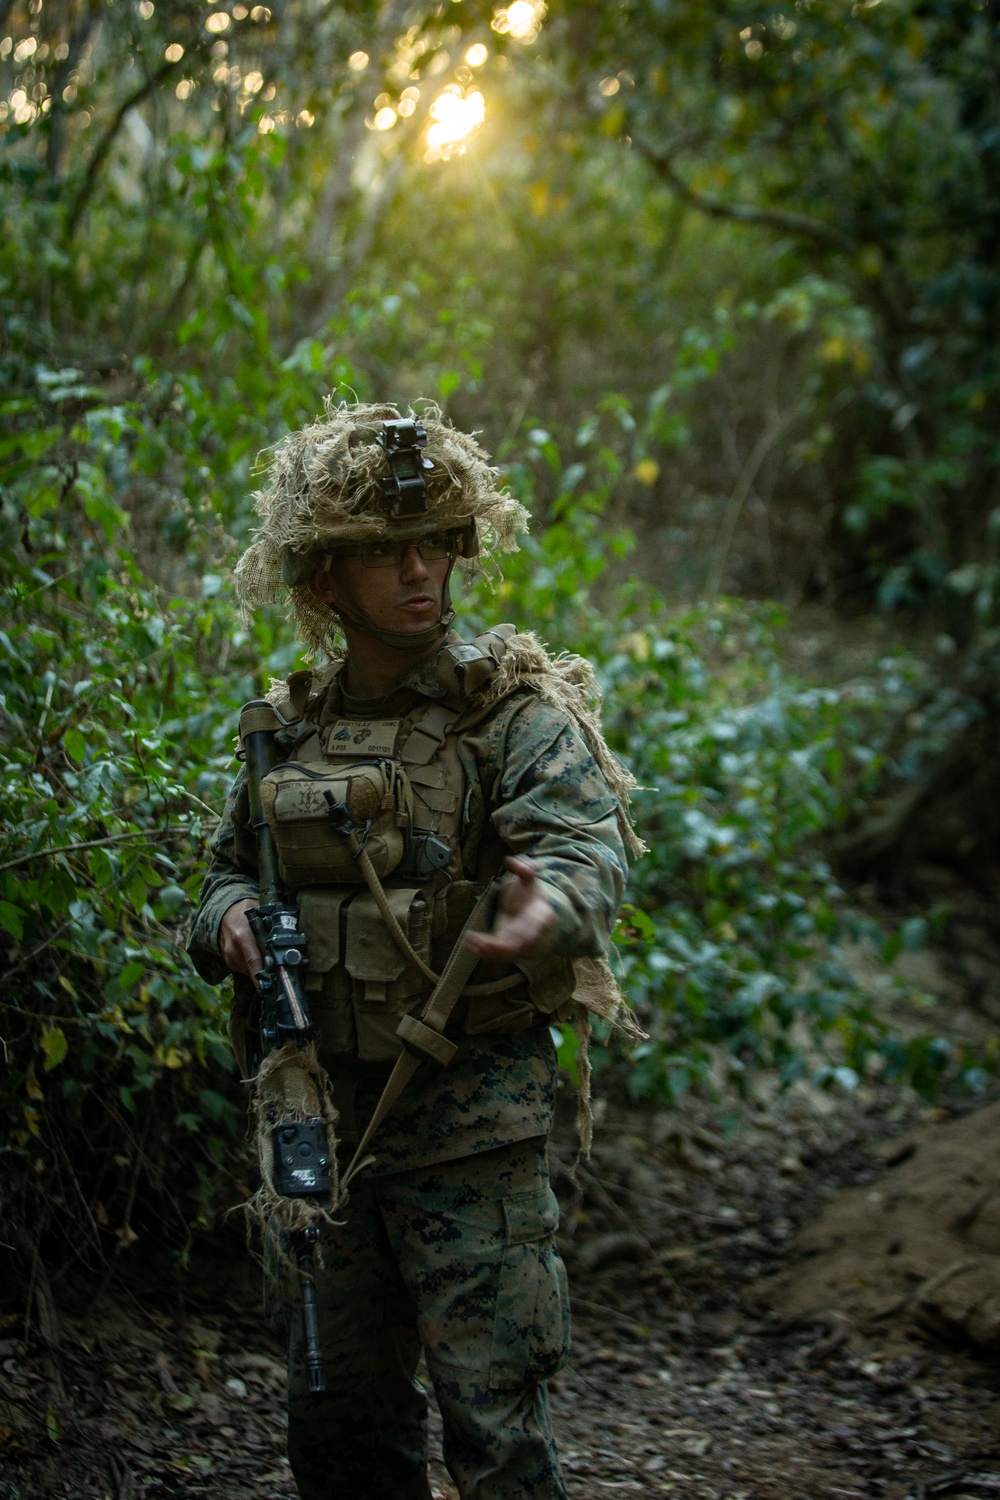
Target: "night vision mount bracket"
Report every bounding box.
[377,418,434,517]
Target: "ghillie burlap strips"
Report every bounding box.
[247,1043,340,1241]
[234,399,529,655]
[566,957,646,1155]
[482,629,648,863]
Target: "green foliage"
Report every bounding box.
[0,554,250,1250]
[562,0,1000,613]
[463,489,972,1105]
[0,367,312,1262]
[609,613,895,1102]
[1,0,992,1264]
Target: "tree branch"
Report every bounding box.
[289,0,431,343]
[0,829,183,874]
[637,139,856,255]
[64,56,183,237]
[45,0,102,179]
[707,393,809,596]
[153,236,207,339]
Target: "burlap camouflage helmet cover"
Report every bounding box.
[233,399,529,654]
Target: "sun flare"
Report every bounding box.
[426,87,486,154]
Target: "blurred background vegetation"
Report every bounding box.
[3,0,1000,1276]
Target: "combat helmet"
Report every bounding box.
[234,399,529,655]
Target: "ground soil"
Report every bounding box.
[4,1041,1000,1500]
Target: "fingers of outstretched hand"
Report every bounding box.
[219,898,262,978]
[492,854,540,920]
[464,861,556,960]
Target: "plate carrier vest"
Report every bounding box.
[251,626,575,1066]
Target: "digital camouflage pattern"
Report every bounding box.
[188,630,629,1176]
[279,1137,569,1500]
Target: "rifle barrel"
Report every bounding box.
[240,699,283,906]
[298,1229,325,1393]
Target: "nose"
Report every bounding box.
[399,543,431,583]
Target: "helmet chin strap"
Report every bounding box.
[329,563,457,655]
[334,602,456,653]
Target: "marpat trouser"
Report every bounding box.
[282,1136,570,1500]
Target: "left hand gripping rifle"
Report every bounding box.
[239,698,329,1395]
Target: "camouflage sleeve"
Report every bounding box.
[186,765,261,984]
[489,696,628,957]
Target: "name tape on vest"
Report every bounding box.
[323,718,403,758]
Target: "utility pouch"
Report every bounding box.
[297,885,356,1055]
[345,887,432,1063]
[436,623,517,700]
[259,759,412,888]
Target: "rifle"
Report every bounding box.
[239,698,329,1395]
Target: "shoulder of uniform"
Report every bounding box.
[451,628,646,862]
[265,659,343,720]
[503,688,572,730]
[443,626,596,715]
[436,623,520,703]
[457,685,563,761]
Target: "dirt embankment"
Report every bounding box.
[769,1098,1000,1353]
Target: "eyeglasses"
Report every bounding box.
[334,531,461,570]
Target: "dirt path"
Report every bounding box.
[548,1082,1000,1500]
[3,1072,1000,1500]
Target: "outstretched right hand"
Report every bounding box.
[219,898,263,980]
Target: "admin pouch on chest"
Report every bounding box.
[259,698,470,890]
[259,750,411,887]
[255,685,537,1066]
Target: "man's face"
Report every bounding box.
[312,537,452,637]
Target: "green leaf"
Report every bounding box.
[87,847,115,886]
[555,1022,580,1086]
[41,1027,68,1072]
[0,425,61,466]
[118,960,145,990]
[0,901,25,940]
[63,728,87,762]
[157,884,187,916]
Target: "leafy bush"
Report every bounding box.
[0,361,307,1266]
[463,488,973,1103]
[1,551,250,1264]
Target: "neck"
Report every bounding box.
[340,626,440,700]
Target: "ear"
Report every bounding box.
[310,559,337,607]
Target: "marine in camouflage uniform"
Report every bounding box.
[188,403,638,1500]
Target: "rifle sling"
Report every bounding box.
[338,878,500,1197]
